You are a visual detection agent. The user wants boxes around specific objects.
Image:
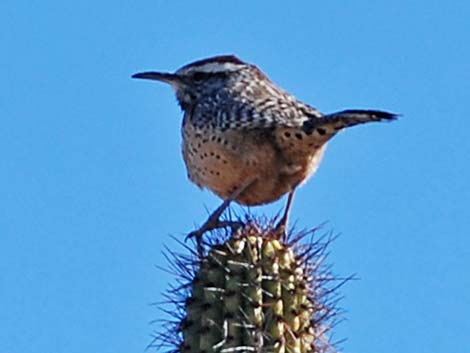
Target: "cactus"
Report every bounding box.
[153,218,346,353]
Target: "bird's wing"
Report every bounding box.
[212,95,323,131]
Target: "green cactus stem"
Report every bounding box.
[153,218,348,353]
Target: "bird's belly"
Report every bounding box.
[182,125,325,206]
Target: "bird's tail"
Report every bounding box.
[322,109,398,130]
[300,109,398,143]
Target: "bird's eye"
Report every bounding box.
[192,72,207,83]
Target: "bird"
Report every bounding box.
[132,55,397,249]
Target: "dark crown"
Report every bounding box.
[179,55,246,70]
[176,55,250,78]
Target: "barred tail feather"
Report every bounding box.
[323,109,399,129]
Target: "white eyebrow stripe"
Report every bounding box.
[180,61,243,74]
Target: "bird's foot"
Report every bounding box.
[186,179,257,256]
[185,199,243,256]
[186,218,244,256]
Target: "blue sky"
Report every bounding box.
[1,1,469,352]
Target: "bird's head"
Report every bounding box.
[132,55,255,110]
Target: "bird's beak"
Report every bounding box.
[132,71,180,87]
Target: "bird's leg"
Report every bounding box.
[274,189,296,239]
[187,179,256,256]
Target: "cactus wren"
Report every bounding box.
[133,55,396,246]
